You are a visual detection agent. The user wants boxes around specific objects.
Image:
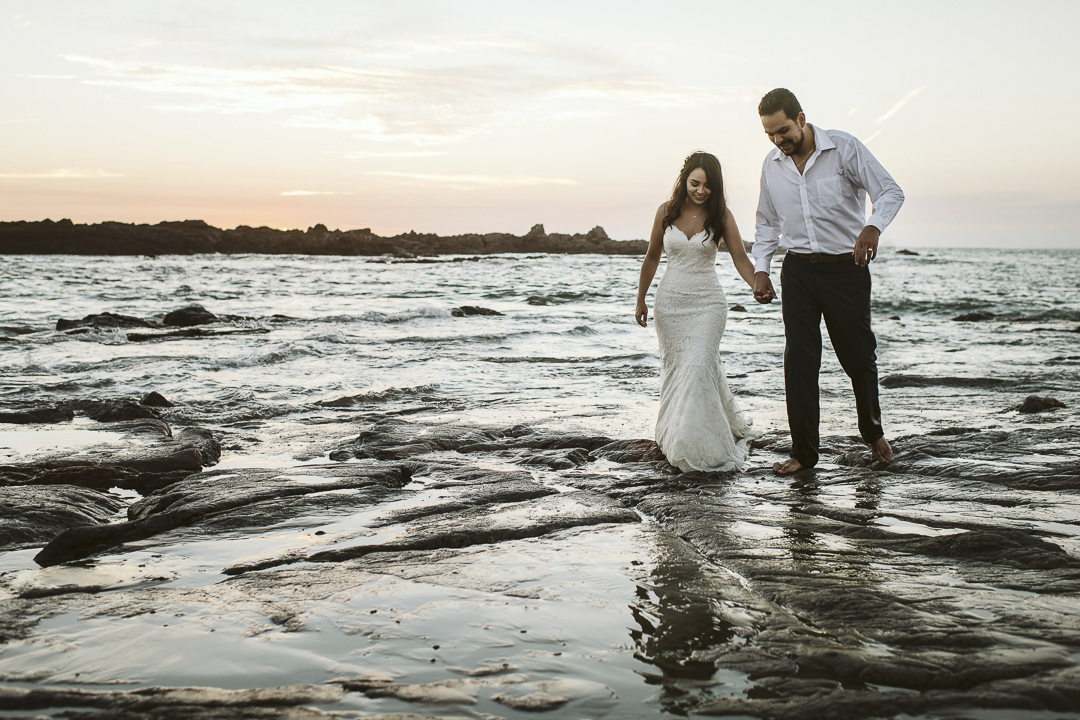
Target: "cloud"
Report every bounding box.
[280,190,345,196]
[62,39,756,145]
[877,85,927,123]
[0,168,125,179]
[345,150,446,159]
[367,171,577,190]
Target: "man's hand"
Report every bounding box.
[853,226,881,266]
[753,272,777,304]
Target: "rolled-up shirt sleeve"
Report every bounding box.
[843,137,904,234]
[753,163,782,274]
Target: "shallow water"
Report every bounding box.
[2,248,1077,448]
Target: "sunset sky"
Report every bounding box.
[2,1,1077,248]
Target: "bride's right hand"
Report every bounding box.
[635,301,649,327]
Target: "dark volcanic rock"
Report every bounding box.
[0,485,126,549]
[952,311,995,321]
[70,398,161,422]
[224,489,639,575]
[25,422,221,475]
[0,406,74,424]
[880,375,1012,389]
[0,219,650,256]
[140,392,174,407]
[163,304,220,327]
[125,326,270,342]
[450,306,503,317]
[0,684,342,717]
[1017,395,1066,413]
[34,464,412,566]
[334,418,614,461]
[56,312,161,332]
[840,425,1080,490]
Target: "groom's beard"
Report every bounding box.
[778,129,805,156]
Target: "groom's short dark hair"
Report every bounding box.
[758,88,802,121]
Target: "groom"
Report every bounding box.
[751,88,904,475]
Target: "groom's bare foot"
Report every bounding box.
[773,458,804,476]
[871,437,893,464]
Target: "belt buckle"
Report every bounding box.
[810,253,824,263]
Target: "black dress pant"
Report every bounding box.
[779,253,884,469]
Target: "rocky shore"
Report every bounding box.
[2,387,1078,718]
[0,220,652,257]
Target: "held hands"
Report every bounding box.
[753,272,777,304]
[853,226,881,266]
[635,300,649,327]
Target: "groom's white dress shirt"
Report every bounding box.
[752,124,904,274]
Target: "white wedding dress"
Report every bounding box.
[653,225,754,472]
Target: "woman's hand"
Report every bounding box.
[635,300,649,327]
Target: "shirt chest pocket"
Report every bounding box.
[816,176,843,207]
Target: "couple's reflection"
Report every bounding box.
[628,528,736,711]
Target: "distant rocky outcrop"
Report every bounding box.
[0,219,653,256]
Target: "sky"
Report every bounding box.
[1,0,1078,248]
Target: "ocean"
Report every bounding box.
[2,248,1078,459]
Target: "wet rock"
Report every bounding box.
[70,398,161,422]
[334,419,615,461]
[512,447,590,470]
[0,485,126,549]
[341,678,476,705]
[3,464,193,495]
[56,312,161,332]
[889,314,901,320]
[224,490,639,575]
[730,304,746,312]
[449,306,503,317]
[0,684,342,717]
[162,304,220,326]
[24,422,221,475]
[895,248,920,255]
[35,464,411,566]
[952,311,995,321]
[140,392,174,407]
[0,406,74,424]
[1017,395,1066,413]
[126,326,271,342]
[590,438,665,463]
[492,685,570,711]
[880,375,1011,389]
[847,425,1080,490]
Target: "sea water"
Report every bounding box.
[1,248,1077,455]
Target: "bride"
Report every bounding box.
[635,152,758,472]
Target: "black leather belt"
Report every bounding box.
[787,251,852,264]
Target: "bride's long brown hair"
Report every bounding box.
[661,151,726,248]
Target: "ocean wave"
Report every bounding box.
[315,383,440,407]
[206,345,322,369]
[480,353,650,364]
[322,307,452,324]
[562,325,599,336]
[303,330,353,344]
